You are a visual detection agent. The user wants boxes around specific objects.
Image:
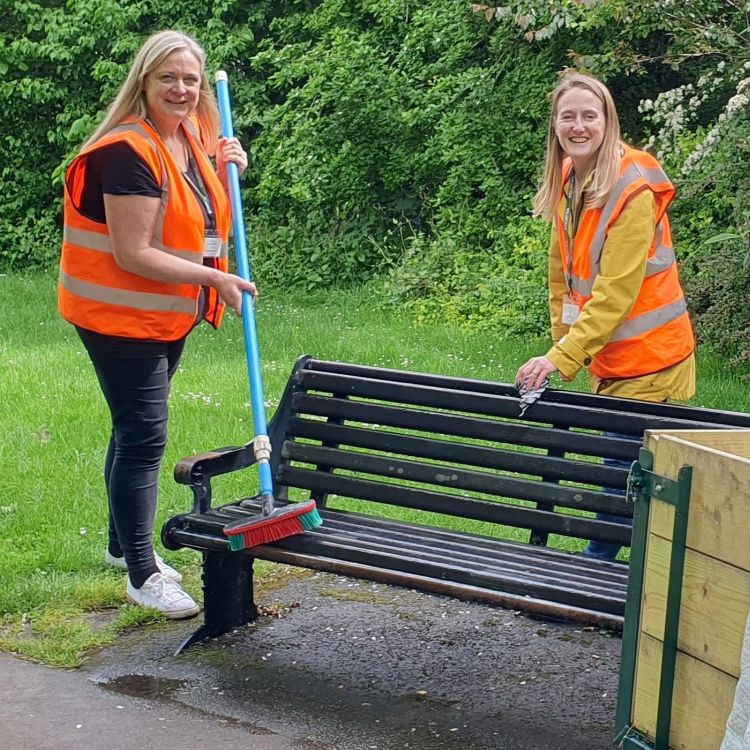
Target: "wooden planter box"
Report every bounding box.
[617,430,750,750]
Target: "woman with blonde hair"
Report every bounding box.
[516,72,696,560]
[59,30,256,615]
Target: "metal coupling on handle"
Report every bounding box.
[252,435,272,463]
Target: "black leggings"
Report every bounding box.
[76,327,186,588]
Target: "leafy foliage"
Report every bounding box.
[2,0,749,348]
[246,2,556,293]
[0,0,268,268]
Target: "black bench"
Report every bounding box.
[162,356,750,652]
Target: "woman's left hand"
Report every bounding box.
[516,356,557,391]
[216,137,248,177]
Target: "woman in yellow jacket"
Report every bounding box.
[59,31,256,616]
[516,73,696,560]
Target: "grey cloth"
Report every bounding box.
[516,378,550,417]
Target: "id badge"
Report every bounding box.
[562,294,580,325]
[203,230,222,258]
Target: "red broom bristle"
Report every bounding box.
[224,500,322,551]
[239,516,304,548]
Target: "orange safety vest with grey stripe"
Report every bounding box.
[58,118,230,341]
[557,145,695,380]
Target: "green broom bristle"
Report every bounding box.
[299,507,323,530]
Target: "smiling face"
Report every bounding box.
[142,49,202,133]
[554,86,606,176]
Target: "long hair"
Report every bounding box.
[532,73,622,222]
[83,30,219,152]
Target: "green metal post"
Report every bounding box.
[615,449,655,743]
[654,464,693,750]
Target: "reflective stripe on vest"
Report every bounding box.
[609,298,688,343]
[59,269,198,315]
[62,226,204,262]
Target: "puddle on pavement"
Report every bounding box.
[99,673,187,700]
[96,673,277,736]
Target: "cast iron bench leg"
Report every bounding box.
[175,550,257,655]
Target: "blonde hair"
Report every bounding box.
[532,73,622,222]
[84,30,219,152]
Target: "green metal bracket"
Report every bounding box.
[618,729,659,750]
[614,446,693,750]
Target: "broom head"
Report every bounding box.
[223,498,322,551]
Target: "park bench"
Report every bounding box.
[162,356,750,653]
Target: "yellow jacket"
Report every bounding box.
[545,189,695,401]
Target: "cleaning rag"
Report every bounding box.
[516,378,549,417]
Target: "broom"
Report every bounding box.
[215,71,322,551]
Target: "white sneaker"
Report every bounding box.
[126,572,200,619]
[105,549,183,583]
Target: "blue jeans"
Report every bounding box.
[583,432,638,561]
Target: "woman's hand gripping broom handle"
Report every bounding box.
[215,70,274,516]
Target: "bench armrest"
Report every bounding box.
[174,442,258,513]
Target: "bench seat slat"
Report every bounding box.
[282,441,630,516]
[170,507,626,615]
[191,505,627,595]
[303,528,627,597]
[283,537,626,614]
[315,512,627,582]
[188,503,628,586]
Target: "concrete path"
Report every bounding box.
[0,652,303,750]
[0,568,622,749]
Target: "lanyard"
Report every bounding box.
[182,159,216,229]
[562,171,580,293]
[145,117,216,229]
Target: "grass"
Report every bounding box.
[2,270,749,666]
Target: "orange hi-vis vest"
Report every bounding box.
[556,146,695,380]
[59,118,231,341]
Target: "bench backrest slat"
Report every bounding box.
[304,359,750,428]
[262,357,750,552]
[297,370,744,434]
[277,465,632,544]
[290,417,631,488]
[292,394,642,461]
[282,441,629,517]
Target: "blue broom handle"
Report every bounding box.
[215,71,274,497]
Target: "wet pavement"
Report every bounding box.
[1,567,621,749]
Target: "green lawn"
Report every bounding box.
[2,271,749,666]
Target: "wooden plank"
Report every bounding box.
[640,535,750,677]
[646,429,750,459]
[632,633,737,750]
[645,433,750,573]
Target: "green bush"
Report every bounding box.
[387,214,549,337]
[2,0,749,355]
[683,111,750,378]
[0,0,267,269]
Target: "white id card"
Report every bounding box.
[203,232,223,258]
[562,294,580,325]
